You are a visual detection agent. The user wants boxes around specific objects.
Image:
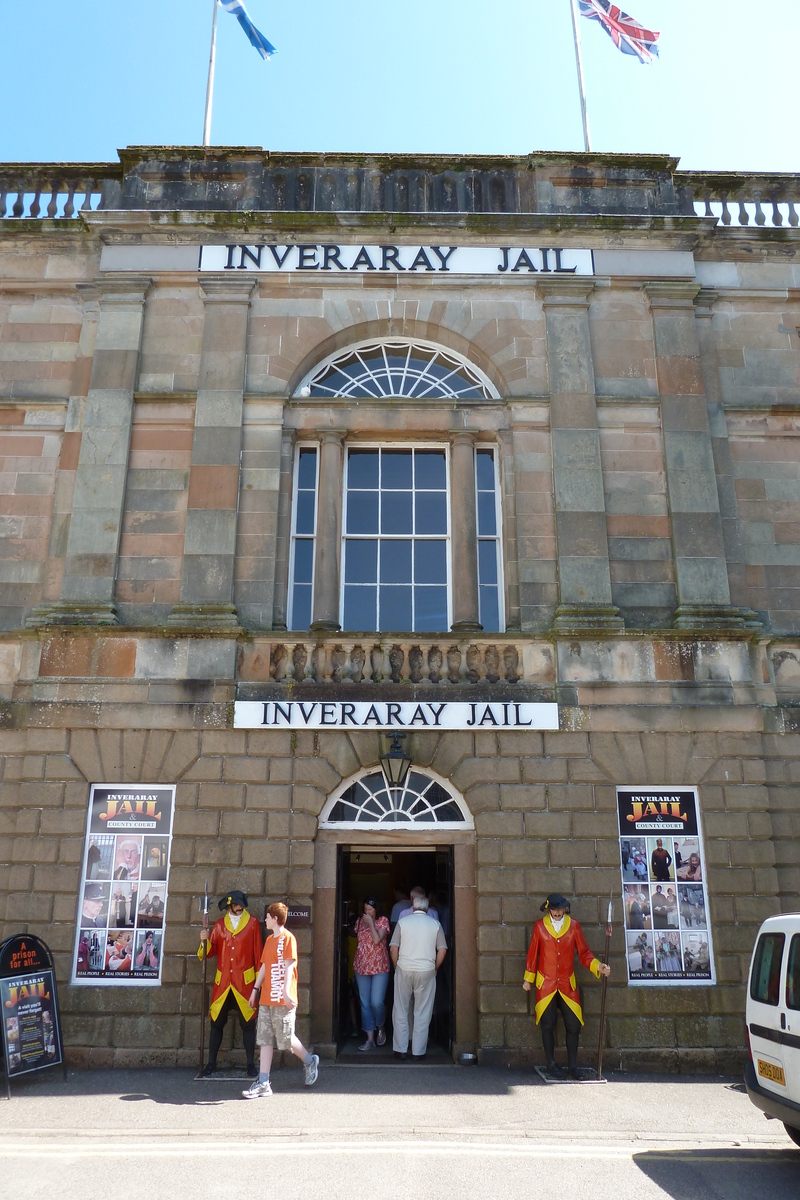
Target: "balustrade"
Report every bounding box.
[0,166,120,219]
[266,639,526,686]
[681,172,800,229]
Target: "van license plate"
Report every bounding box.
[757,1059,786,1086]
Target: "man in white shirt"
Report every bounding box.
[396,885,439,923]
[389,895,447,1059]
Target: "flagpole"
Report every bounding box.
[569,0,592,152]
[203,0,219,147]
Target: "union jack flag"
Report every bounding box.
[579,0,660,64]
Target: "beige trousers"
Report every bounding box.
[392,967,436,1056]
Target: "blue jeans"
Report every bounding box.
[355,971,389,1032]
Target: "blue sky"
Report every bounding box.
[1,1,798,171]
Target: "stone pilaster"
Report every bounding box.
[169,279,255,629]
[310,430,345,635]
[694,289,761,629]
[27,277,151,626]
[541,278,622,633]
[271,429,296,632]
[450,431,482,633]
[646,282,746,631]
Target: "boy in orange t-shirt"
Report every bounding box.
[242,902,319,1098]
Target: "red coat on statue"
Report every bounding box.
[198,909,263,1021]
[524,913,601,1025]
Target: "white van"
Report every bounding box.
[745,913,800,1147]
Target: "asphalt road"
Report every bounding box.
[2,1065,798,1200]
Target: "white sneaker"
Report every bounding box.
[303,1054,319,1086]
[242,1079,272,1099]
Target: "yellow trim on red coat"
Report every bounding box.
[209,984,256,1023]
[224,910,251,936]
[524,970,537,984]
[589,957,602,978]
[534,988,585,1026]
[543,913,571,939]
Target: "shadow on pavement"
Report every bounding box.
[633,1147,800,1200]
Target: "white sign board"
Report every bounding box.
[200,244,594,276]
[234,699,559,730]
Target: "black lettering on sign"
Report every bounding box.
[239,245,263,269]
[408,247,435,272]
[553,248,577,274]
[297,245,319,269]
[511,249,538,273]
[268,245,293,268]
[431,246,456,271]
[351,246,377,270]
[322,245,345,270]
[381,245,405,271]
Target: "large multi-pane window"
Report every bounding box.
[343,447,449,632]
[476,449,503,633]
[287,446,318,630]
[286,441,504,634]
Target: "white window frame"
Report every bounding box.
[319,764,474,830]
[475,444,506,633]
[339,441,453,634]
[295,338,500,400]
[287,442,320,632]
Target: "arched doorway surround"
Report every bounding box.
[311,765,478,1060]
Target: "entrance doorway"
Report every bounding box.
[334,847,454,1060]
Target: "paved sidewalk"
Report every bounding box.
[2,1065,798,1200]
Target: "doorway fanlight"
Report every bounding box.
[379,733,413,791]
[319,766,473,829]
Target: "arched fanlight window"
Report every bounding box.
[319,767,472,829]
[297,340,498,400]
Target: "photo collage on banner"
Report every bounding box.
[71,785,176,987]
[617,787,715,986]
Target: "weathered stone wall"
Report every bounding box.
[0,713,796,1071]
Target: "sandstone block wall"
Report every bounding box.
[0,719,796,1072]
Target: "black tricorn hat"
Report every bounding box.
[540,893,571,913]
[218,889,248,911]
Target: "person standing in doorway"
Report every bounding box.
[522,893,610,1080]
[389,894,447,1060]
[198,889,263,1078]
[353,898,390,1051]
[243,902,319,1098]
[650,838,673,882]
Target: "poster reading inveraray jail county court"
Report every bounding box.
[617,787,715,987]
[71,785,176,987]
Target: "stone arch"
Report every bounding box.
[286,318,508,399]
[319,763,474,830]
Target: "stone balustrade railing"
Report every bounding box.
[2,154,800,226]
[266,639,538,686]
[680,172,800,228]
[0,165,121,219]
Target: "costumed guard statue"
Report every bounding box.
[522,893,610,1080]
[198,889,263,1077]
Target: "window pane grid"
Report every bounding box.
[326,770,467,826]
[343,447,450,632]
[303,340,495,400]
[476,448,503,633]
[288,446,318,631]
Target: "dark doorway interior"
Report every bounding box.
[335,847,454,1060]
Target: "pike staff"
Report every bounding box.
[596,893,613,1080]
[198,881,209,1077]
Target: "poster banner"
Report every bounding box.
[616,787,715,987]
[71,785,176,987]
[0,936,64,1080]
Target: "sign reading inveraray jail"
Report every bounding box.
[234,700,559,730]
[200,244,594,275]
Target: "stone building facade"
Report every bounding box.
[0,148,799,1071]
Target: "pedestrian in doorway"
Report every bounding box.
[390,885,411,927]
[522,893,610,1080]
[353,898,390,1051]
[198,889,263,1078]
[398,885,439,922]
[243,902,319,1098]
[389,894,447,1060]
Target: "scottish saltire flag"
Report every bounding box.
[220,0,276,60]
[579,0,659,64]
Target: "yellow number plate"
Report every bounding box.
[757,1059,786,1086]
